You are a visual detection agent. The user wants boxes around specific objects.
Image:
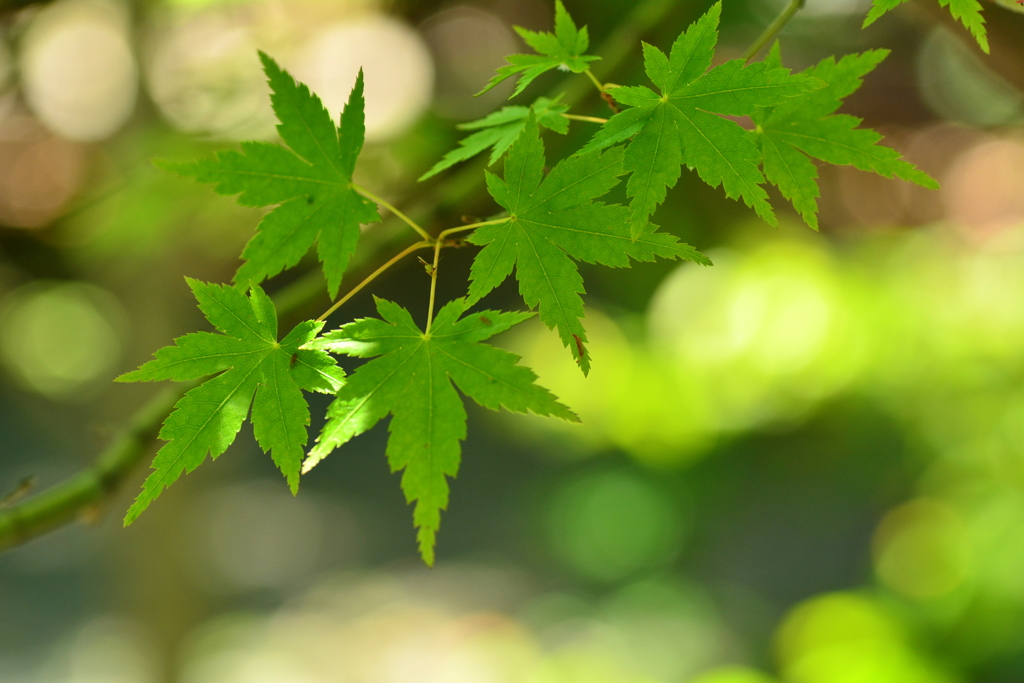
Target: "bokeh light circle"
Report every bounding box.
[20,0,138,142]
[420,6,517,120]
[872,498,972,600]
[0,114,87,229]
[690,667,779,683]
[0,281,124,397]
[292,14,434,142]
[944,138,1024,240]
[775,592,949,683]
[546,470,685,583]
[145,8,275,140]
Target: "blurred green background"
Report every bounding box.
[1,0,1024,681]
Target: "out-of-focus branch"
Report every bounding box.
[0,0,45,12]
[0,0,685,553]
[913,0,1024,94]
[0,386,184,551]
[743,0,806,62]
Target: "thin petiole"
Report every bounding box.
[424,237,444,333]
[742,0,805,63]
[584,68,606,95]
[438,218,507,240]
[318,214,510,328]
[352,184,432,241]
[316,241,433,322]
[563,113,609,124]
[425,219,511,332]
[585,68,621,114]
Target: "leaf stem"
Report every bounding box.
[353,183,432,241]
[562,113,609,124]
[318,219,509,325]
[742,0,806,63]
[439,218,507,237]
[584,68,621,114]
[316,241,433,322]
[583,68,606,93]
[423,241,440,335]
[424,219,510,332]
[425,238,444,333]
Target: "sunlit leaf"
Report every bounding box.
[306,297,576,564]
[162,53,379,297]
[118,280,343,524]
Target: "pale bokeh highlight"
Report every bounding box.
[20,0,138,142]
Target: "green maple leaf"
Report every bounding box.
[118,279,344,524]
[579,2,822,238]
[751,45,939,231]
[864,0,988,54]
[477,0,600,99]
[419,96,569,180]
[465,117,710,375]
[304,297,577,565]
[163,52,380,298]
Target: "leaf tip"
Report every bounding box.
[257,50,278,74]
[302,446,329,474]
[122,496,150,527]
[417,527,437,567]
[353,67,366,95]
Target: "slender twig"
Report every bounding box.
[563,113,609,124]
[353,184,432,241]
[742,0,806,63]
[317,241,432,322]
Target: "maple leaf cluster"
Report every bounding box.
[119,1,941,564]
